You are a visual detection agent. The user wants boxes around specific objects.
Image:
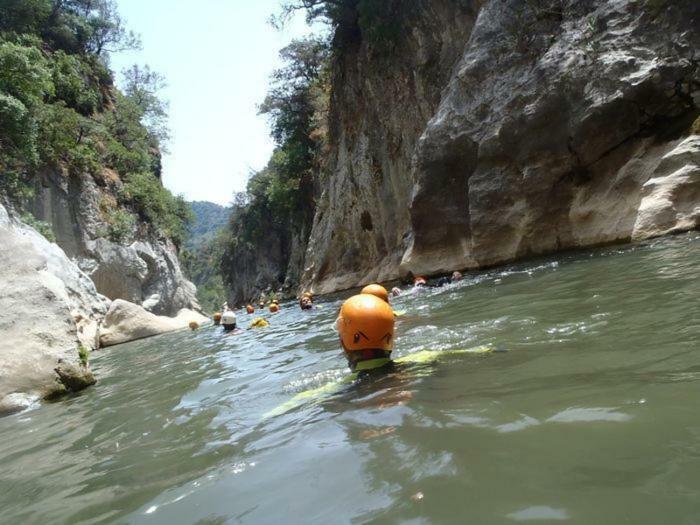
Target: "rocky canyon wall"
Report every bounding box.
[300,0,699,293]
[29,168,199,316]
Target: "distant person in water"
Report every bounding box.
[336,294,395,371]
[437,270,464,287]
[391,287,401,297]
[221,310,237,332]
[413,276,427,287]
[299,292,314,310]
[361,284,389,303]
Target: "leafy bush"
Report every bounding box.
[20,212,55,242]
[104,207,136,243]
[78,345,89,367]
[51,51,101,115]
[0,169,34,203]
[120,172,192,247]
[0,1,185,251]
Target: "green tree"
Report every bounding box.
[121,64,170,147]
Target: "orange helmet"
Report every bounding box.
[213,312,222,325]
[361,284,389,303]
[337,294,395,354]
[246,305,255,314]
[269,303,279,313]
[414,276,427,286]
[302,292,313,299]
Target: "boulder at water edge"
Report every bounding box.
[99,299,209,347]
[0,204,107,415]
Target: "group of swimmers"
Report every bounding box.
[208,272,465,371]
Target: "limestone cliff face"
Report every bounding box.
[300,0,699,293]
[29,168,199,316]
[301,0,479,292]
[401,0,700,275]
[223,217,311,305]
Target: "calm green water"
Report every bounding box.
[1,234,699,524]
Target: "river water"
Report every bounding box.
[1,234,699,524]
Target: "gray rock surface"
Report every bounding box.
[99,299,209,347]
[300,0,479,293]
[30,170,200,315]
[401,0,700,276]
[299,0,699,291]
[0,203,105,415]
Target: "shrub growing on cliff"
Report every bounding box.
[275,0,415,49]
[20,211,55,242]
[120,172,192,247]
[78,345,89,367]
[103,207,136,243]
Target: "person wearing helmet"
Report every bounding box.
[413,276,427,287]
[361,284,389,303]
[269,302,280,313]
[221,310,237,332]
[246,304,255,314]
[213,312,222,325]
[336,294,395,371]
[391,287,401,297]
[452,271,463,282]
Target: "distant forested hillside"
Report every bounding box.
[182,201,231,312]
[186,201,231,249]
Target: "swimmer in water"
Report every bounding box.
[413,276,427,288]
[361,284,390,303]
[221,310,239,333]
[299,292,314,310]
[336,294,395,372]
[391,286,401,297]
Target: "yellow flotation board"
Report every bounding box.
[263,345,493,418]
[249,317,269,328]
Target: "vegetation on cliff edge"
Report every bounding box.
[0,0,190,246]
[219,35,330,301]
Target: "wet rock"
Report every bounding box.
[53,361,97,395]
[99,299,209,347]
